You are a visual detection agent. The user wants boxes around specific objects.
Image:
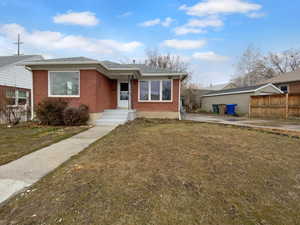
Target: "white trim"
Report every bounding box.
[254,83,283,93]
[142,73,186,76]
[138,79,173,103]
[203,83,283,97]
[48,71,80,98]
[117,80,129,108]
[178,79,181,120]
[31,70,34,120]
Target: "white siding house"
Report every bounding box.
[0,55,43,123]
[0,55,43,89]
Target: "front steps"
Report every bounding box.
[95,109,136,126]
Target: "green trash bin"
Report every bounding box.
[212,104,219,114]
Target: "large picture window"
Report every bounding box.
[139,80,172,102]
[49,71,80,97]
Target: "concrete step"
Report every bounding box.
[101,114,128,120]
[96,109,136,126]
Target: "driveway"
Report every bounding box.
[184,113,300,133]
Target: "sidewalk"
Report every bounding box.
[0,125,116,204]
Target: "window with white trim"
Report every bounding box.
[139,80,172,102]
[5,89,29,106]
[49,71,80,96]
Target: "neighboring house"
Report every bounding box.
[205,82,237,91]
[263,69,300,94]
[0,55,43,107]
[24,57,188,123]
[201,83,283,115]
[181,88,212,111]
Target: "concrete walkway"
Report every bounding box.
[185,113,300,133]
[0,125,116,204]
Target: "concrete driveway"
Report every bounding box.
[184,113,300,133]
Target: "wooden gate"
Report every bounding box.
[249,94,300,119]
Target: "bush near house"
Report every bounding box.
[36,99,89,126]
[63,105,89,126]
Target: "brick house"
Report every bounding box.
[25,57,187,124]
[264,69,300,94]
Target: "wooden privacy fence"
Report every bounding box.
[249,94,300,119]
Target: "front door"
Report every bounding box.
[118,81,129,108]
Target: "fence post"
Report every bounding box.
[285,93,289,120]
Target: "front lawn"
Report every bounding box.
[1,119,300,225]
[0,123,88,166]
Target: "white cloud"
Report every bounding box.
[174,26,205,35]
[180,0,262,17]
[53,11,100,26]
[186,17,224,27]
[161,17,175,27]
[193,51,229,61]
[0,24,142,54]
[139,17,175,27]
[119,11,133,18]
[174,17,223,35]
[139,18,161,27]
[162,39,206,50]
[247,12,266,18]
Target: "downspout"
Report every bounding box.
[178,78,181,120]
[26,66,34,120]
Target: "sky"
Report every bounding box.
[0,0,299,86]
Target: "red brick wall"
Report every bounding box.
[96,72,117,111]
[289,82,300,94]
[131,79,180,112]
[32,70,117,113]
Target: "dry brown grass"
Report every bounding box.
[0,123,88,166]
[1,119,300,225]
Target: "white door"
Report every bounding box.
[118,81,129,108]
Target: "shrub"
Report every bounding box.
[36,99,68,125]
[63,104,89,126]
[78,104,89,124]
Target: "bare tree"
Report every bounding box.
[232,45,300,87]
[268,49,300,74]
[144,48,192,86]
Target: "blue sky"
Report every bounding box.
[0,0,299,86]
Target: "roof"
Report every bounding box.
[0,55,41,68]
[263,69,300,84]
[24,57,188,78]
[203,83,282,97]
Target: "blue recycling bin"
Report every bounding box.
[226,104,237,115]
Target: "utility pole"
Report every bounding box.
[14,34,24,56]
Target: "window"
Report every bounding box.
[151,80,160,100]
[139,80,172,102]
[140,80,149,100]
[6,89,16,105]
[162,80,172,101]
[5,89,29,106]
[49,71,80,97]
[18,90,28,105]
[279,85,288,93]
